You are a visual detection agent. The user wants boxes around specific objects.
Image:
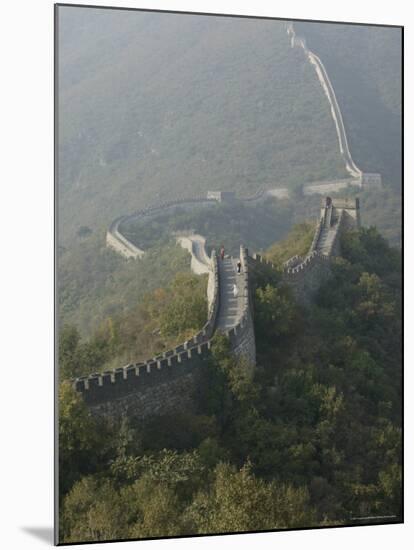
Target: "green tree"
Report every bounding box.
[129,477,184,538]
[266,222,315,267]
[160,273,207,339]
[58,324,111,379]
[61,477,126,543]
[356,272,395,321]
[59,325,80,379]
[185,461,316,533]
[210,334,259,405]
[59,382,110,494]
[254,284,297,344]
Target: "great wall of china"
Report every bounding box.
[287,24,362,181]
[264,23,382,198]
[74,195,360,421]
[73,23,374,420]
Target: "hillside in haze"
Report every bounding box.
[57,12,402,541]
[58,7,346,244]
[57,7,402,337]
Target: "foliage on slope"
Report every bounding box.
[58,224,401,542]
[57,199,303,337]
[252,227,401,521]
[123,199,297,256]
[265,221,315,267]
[59,271,207,380]
[58,230,195,336]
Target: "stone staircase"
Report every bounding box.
[316,205,338,255]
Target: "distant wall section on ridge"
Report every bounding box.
[286,23,382,190]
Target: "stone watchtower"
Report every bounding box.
[321,196,361,231]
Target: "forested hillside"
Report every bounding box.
[59,270,208,379]
[58,224,402,542]
[58,232,195,335]
[57,197,320,335]
[58,188,401,337]
[57,10,402,542]
[58,7,346,245]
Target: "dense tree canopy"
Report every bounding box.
[59,271,207,379]
[59,225,401,543]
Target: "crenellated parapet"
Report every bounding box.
[282,250,332,302]
[284,250,330,277]
[246,197,359,303]
[204,251,220,337]
[72,239,259,419]
[74,338,213,419]
[73,247,220,419]
[75,194,360,420]
[281,198,358,298]
[283,255,304,269]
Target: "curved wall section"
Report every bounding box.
[106,216,145,259]
[176,234,211,276]
[106,196,217,260]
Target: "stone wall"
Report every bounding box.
[322,197,361,231]
[176,234,211,276]
[282,251,333,303]
[287,23,363,180]
[248,248,331,304]
[77,346,210,420]
[207,252,218,308]
[247,198,360,303]
[106,196,217,259]
[286,24,382,190]
[106,216,145,259]
[303,178,360,196]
